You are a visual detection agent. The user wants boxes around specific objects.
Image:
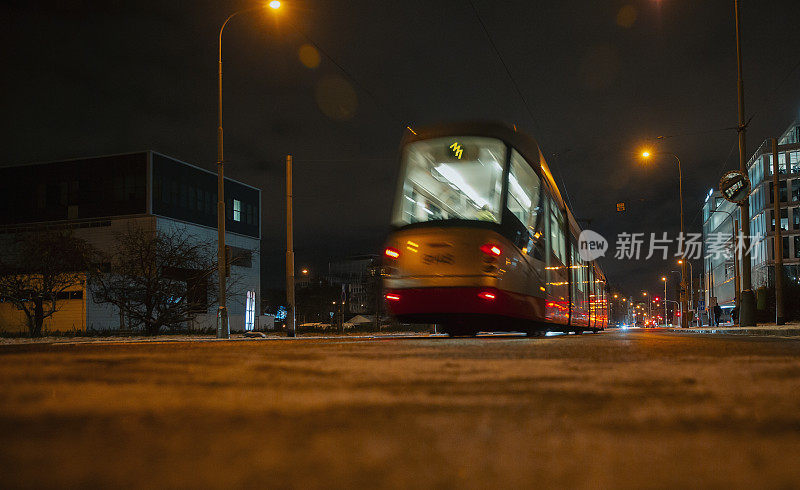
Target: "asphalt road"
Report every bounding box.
[2,329,800,489]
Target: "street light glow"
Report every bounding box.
[268,0,281,9]
[641,150,651,158]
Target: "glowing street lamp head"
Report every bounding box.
[641,150,651,158]
[662,276,667,281]
[268,0,281,9]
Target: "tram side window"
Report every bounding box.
[549,197,566,264]
[508,150,542,234]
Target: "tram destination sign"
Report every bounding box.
[719,170,751,205]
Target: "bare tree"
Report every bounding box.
[0,231,96,337]
[90,225,226,336]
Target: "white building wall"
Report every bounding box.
[155,216,260,332]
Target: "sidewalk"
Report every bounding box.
[665,322,800,338]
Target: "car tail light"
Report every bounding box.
[479,243,502,256]
[384,247,400,259]
[385,293,401,301]
[478,291,496,300]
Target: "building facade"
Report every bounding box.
[327,255,380,314]
[702,120,800,317]
[702,189,739,312]
[0,151,264,333]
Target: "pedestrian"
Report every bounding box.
[714,304,723,327]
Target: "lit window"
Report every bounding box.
[245,291,256,331]
[392,136,505,226]
[233,199,241,222]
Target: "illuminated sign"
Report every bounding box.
[719,170,751,205]
[616,202,626,212]
[449,142,463,160]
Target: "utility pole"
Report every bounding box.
[771,139,785,325]
[734,0,756,326]
[286,154,296,337]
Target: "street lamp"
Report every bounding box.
[640,291,651,324]
[640,150,688,328]
[216,2,282,339]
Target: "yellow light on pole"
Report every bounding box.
[662,276,667,281]
[268,0,281,9]
[641,150,651,158]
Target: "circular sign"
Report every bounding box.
[719,170,751,204]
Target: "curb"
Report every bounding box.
[666,327,800,337]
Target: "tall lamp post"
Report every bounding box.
[641,150,688,327]
[733,0,756,327]
[216,1,282,339]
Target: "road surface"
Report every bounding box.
[2,329,800,488]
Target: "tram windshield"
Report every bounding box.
[392,137,506,226]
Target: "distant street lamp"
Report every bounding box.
[216,2,282,339]
[640,150,688,327]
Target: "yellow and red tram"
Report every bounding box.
[382,122,608,336]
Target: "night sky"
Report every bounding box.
[4,0,800,295]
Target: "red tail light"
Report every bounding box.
[384,247,400,259]
[385,293,401,301]
[478,291,496,300]
[479,243,502,256]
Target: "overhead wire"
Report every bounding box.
[467,0,579,212]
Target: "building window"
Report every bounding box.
[794,208,800,231]
[796,236,800,259]
[233,199,241,222]
[245,291,256,331]
[790,151,800,174]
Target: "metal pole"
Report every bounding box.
[675,155,688,327]
[286,155,296,337]
[664,279,668,326]
[734,0,756,326]
[771,138,785,325]
[216,15,233,340]
[687,261,694,325]
[732,218,740,309]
